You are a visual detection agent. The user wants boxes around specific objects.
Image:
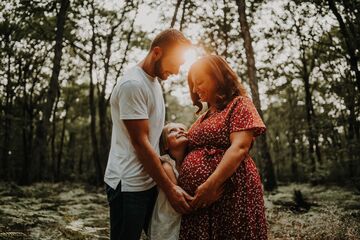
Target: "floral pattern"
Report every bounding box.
[178,96,268,240]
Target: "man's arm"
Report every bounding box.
[123,119,192,214]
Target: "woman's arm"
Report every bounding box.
[191,130,253,209]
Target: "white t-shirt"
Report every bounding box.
[104,65,165,192]
[148,155,181,240]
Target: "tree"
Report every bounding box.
[235,0,277,191]
[33,0,70,182]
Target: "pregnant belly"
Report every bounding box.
[178,149,223,195]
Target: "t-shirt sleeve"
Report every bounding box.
[229,96,266,137]
[118,80,149,120]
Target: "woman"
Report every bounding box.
[178,55,268,239]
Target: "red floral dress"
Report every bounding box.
[178,96,268,240]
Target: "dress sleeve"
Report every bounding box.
[229,96,266,137]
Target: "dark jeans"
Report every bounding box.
[105,182,158,240]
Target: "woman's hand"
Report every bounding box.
[190,181,225,210]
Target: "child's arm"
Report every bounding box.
[162,162,177,185]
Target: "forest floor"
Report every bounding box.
[0,182,359,240]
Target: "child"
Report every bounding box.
[148,122,189,240]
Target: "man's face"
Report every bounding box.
[154,46,187,80]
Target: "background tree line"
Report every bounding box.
[0,0,359,191]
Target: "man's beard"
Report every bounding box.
[154,58,165,80]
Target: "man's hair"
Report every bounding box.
[150,29,191,50]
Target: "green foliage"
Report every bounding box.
[0,0,359,186]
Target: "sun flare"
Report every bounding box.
[181,48,200,71]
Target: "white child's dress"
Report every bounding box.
[148,155,181,240]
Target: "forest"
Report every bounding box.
[0,0,359,239]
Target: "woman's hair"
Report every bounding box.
[188,55,248,113]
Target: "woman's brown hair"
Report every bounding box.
[188,55,248,113]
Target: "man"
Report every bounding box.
[104,29,193,240]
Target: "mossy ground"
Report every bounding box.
[0,182,359,240]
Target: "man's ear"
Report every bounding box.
[152,46,163,60]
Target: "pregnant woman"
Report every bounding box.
[178,55,268,239]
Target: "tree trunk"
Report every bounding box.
[97,24,115,172]
[170,0,183,28]
[56,106,68,181]
[33,0,70,182]
[286,88,299,182]
[222,0,229,58]
[328,0,360,93]
[1,31,13,181]
[179,0,188,31]
[19,57,36,185]
[112,1,139,89]
[89,0,103,185]
[51,94,60,181]
[235,0,277,191]
[303,71,319,173]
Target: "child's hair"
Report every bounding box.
[159,126,169,156]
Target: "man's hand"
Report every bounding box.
[191,181,225,210]
[165,185,193,214]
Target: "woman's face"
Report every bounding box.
[165,123,188,151]
[190,66,218,104]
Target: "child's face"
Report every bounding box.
[165,123,188,151]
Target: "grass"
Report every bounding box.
[0,182,359,240]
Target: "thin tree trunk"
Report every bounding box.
[179,0,188,31]
[19,58,32,185]
[236,0,277,191]
[297,33,322,173]
[97,24,116,172]
[170,0,183,28]
[286,89,298,182]
[222,0,229,58]
[303,70,318,173]
[19,53,38,185]
[51,94,60,181]
[56,106,68,181]
[33,0,70,181]
[1,31,13,181]
[89,0,103,185]
[112,1,140,90]
[78,145,84,175]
